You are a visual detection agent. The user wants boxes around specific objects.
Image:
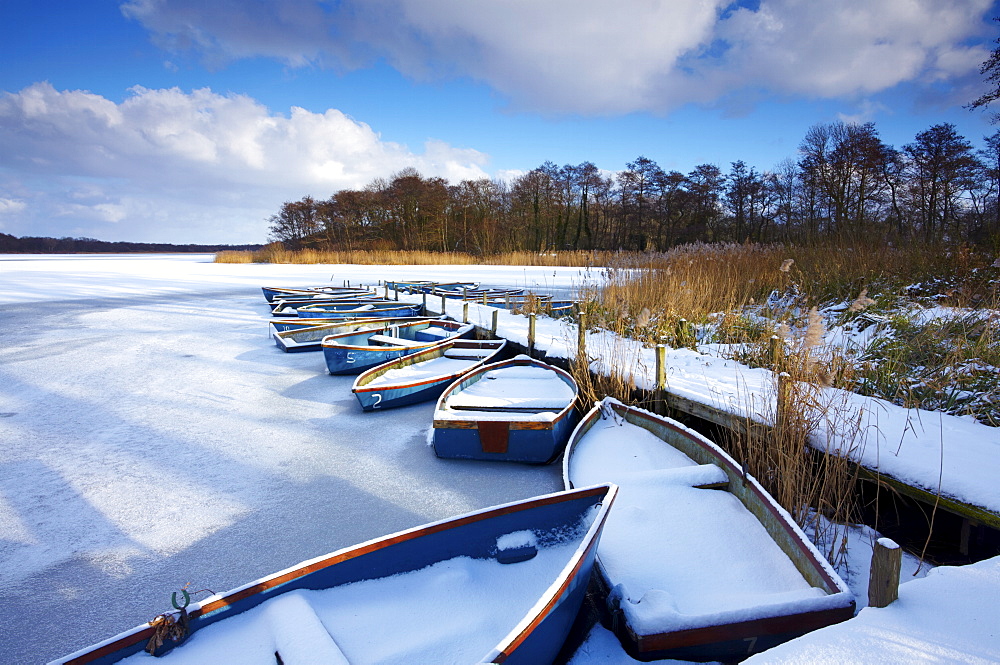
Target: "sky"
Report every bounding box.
[2,0,1000,245]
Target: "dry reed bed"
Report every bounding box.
[216,245,615,267]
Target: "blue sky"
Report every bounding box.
[1,0,999,244]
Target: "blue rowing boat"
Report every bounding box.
[270,317,434,353]
[262,286,373,302]
[51,485,618,665]
[296,302,423,319]
[269,297,387,317]
[432,356,579,464]
[352,338,507,410]
[321,319,475,374]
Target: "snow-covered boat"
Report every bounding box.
[271,317,434,353]
[562,397,856,662]
[352,338,508,410]
[295,301,423,320]
[50,484,618,665]
[268,295,386,316]
[386,280,480,294]
[321,319,475,374]
[261,286,373,302]
[432,356,578,464]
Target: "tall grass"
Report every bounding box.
[215,244,615,267]
[570,240,997,541]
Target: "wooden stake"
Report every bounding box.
[869,538,902,608]
[656,344,667,414]
[656,345,667,391]
[770,334,783,369]
[463,302,469,323]
[776,371,791,432]
[528,313,536,357]
[491,309,498,334]
[440,294,446,316]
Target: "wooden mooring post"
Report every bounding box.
[655,345,667,413]
[491,309,498,334]
[440,294,447,316]
[528,313,536,357]
[463,302,469,323]
[869,537,902,608]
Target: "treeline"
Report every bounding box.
[0,233,263,254]
[269,121,1000,253]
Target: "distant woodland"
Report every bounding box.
[268,121,1000,253]
[0,233,262,254]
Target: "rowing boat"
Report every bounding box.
[51,485,618,665]
[295,302,423,320]
[432,356,578,464]
[269,297,387,317]
[262,286,373,302]
[270,317,434,353]
[321,319,475,374]
[562,397,856,661]
[352,339,507,410]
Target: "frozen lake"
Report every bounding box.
[0,255,593,663]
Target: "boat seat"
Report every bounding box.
[367,334,427,347]
[443,348,497,359]
[264,592,351,665]
[414,326,452,342]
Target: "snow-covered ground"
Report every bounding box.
[0,254,995,664]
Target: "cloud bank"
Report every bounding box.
[122,0,994,114]
[0,83,488,243]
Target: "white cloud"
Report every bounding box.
[0,197,26,215]
[0,82,489,243]
[120,0,995,114]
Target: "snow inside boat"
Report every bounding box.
[51,485,618,665]
[432,355,578,464]
[352,338,507,410]
[562,397,855,661]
